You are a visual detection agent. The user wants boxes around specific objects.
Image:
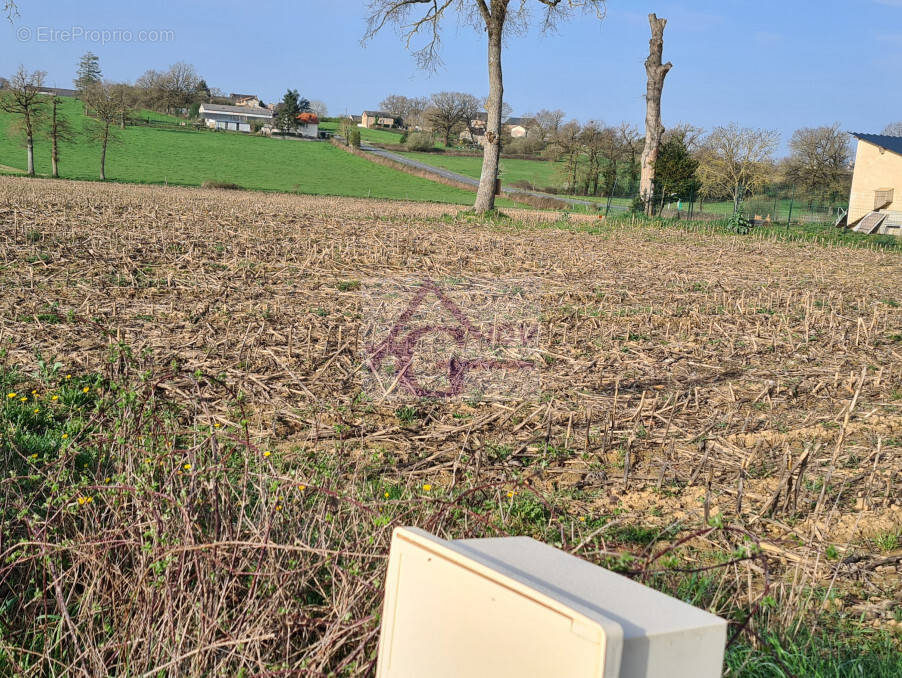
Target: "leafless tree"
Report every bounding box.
[882,121,902,137]
[579,120,605,195]
[135,63,200,114]
[639,13,672,216]
[784,124,852,201]
[427,91,479,146]
[548,119,583,191]
[697,123,779,211]
[83,82,129,180]
[531,108,565,142]
[308,100,329,118]
[4,0,17,20]
[0,66,46,175]
[364,0,606,213]
[45,95,76,177]
[617,122,643,193]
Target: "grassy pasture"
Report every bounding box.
[0,177,900,676]
[0,97,499,204]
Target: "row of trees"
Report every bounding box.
[2,65,140,180]
[372,89,856,210]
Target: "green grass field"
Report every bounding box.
[0,98,504,205]
[318,120,407,145]
[399,151,565,188]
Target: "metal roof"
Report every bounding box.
[200,103,273,118]
[851,132,902,157]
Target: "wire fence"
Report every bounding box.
[573,187,849,227]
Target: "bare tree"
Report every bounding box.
[0,67,46,176]
[45,95,76,178]
[135,63,201,115]
[579,120,605,195]
[697,124,779,212]
[381,94,413,120]
[364,0,606,213]
[83,82,128,180]
[617,122,643,193]
[309,100,329,118]
[639,13,672,216]
[164,62,201,114]
[784,124,852,201]
[548,120,583,192]
[531,108,566,142]
[4,0,17,20]
[882,122,902,137]
[427,91,479,146]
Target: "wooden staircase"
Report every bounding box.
[852,211,888,234]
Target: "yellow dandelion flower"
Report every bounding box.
[183,463,192,471]
[263,451,271,458]
[213,423,221,428]
[297,484,306,491]
[30,453,37,460]
[77,496,89,505]
[61,434,69,439]
[6,393,15,399]
[384,491,390,498]
[65,374,72,380]
[19,397,27,402]
[51,395,59,401]
[422,484,432,492]
[31,390,37,395]
[579,516,586,522]
[507,491,516,498]
[33,408,40,414]
[82,387,90,393]
[275,505,282,511]
[86,497,93,503]
[105,477,111,483]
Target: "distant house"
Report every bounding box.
[230,93,262,108]
[846,133,902,235]
[504,117,536,139]
[460,112,489,146]
[361,111,398,129]
[294,112,320,138]
[347,114,363,124]
[199,102,273,132]
[38,86,78,98]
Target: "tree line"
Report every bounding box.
[372,88,858,210]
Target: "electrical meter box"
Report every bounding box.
[376,527,727,678]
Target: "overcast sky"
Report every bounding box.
[3,0,901,154]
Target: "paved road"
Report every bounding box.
[360,144,628,213]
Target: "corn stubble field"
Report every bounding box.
[1,176,901,676]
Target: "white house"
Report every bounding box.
[199,102,273,133]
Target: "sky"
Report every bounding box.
[2,0,901,155]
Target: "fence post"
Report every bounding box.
[787,187,794,230]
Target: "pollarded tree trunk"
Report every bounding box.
[475,20,504,214]
[99,125,109,181]
[639,13,672,217]
[25,135,34,176]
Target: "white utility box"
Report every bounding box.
[376,527,727,678]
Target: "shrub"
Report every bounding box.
[349,129,362,148]
[504,136,545,156]
[728,206,752,234]
[201,181,243,191]
[405,132,435,152]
